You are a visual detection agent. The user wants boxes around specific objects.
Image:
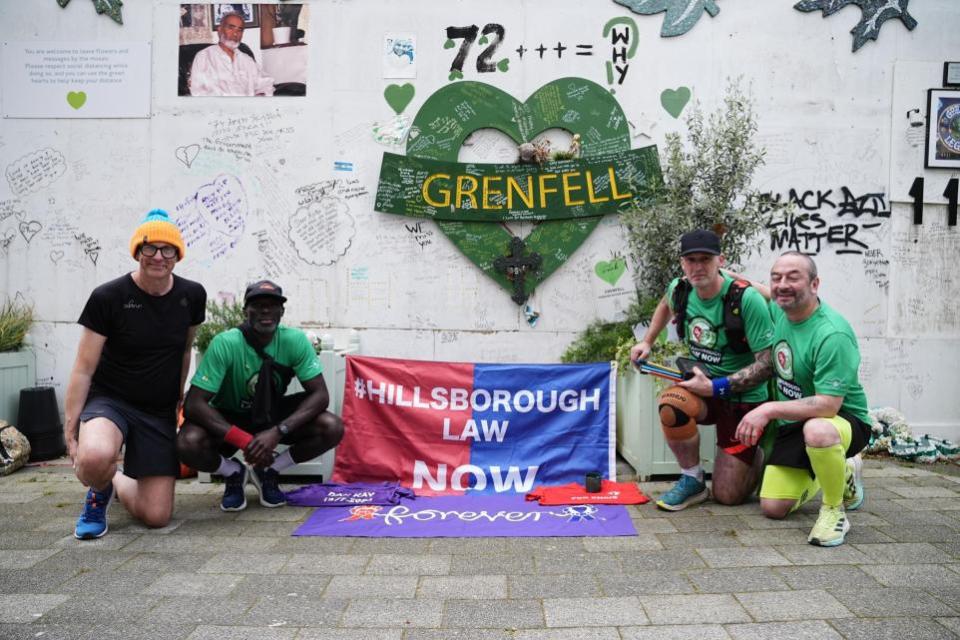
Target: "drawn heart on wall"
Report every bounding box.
[660,86,691,119]
[175,144,201,168]
[18,220,42,243]
[0,230,15,250]
[66,91,87,110]
[49,250,64,263]
[405,78,642,303]
[595,258,627,286]
[384,83,415,115]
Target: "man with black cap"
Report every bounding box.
[629,229,775,511]
[178,280,343,511]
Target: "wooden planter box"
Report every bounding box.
[616,368,715,480]
[0,350,36,424]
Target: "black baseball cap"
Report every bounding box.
[244,279,287,304]
[679,229,721,256]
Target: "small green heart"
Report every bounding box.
[478,35,488,45]
[443,38,455,49]
[660,86,691,119]
[66,91,86,110]
[448,70,463,82]
[384,83,415,115]
[595,258,627,286]
[496,58,510,72]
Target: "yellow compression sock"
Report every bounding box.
[806,443,846,508]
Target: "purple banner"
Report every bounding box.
[292,494,637,538]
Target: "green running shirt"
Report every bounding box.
[191,326,323,413]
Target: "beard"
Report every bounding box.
[219,36,240,50]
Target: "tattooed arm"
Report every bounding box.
[729,349,774,392]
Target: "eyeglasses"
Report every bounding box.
[140,244,178,259]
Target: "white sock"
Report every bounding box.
[217,456,242,477]
[270,449,296,472]
[681,465,703,481]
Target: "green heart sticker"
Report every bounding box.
[478,35,489,45]
[448,70,463,82]
[443,38,455,49]
[595,258,627,286]
[403,78,661,303]
[660,86,691,118]
[384,83,415,115]
[496,58,510,72]
[66,91,87,110]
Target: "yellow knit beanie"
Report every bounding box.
[129,209,185,261]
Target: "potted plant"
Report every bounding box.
[194,298,245,357]
[0,300,35,424]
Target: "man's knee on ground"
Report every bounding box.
[803,418,841,448]
[658,387,702,442]
[135,502,173,528]
[760,498,792,519]
[712,483,749,506]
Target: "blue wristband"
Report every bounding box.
[712,377,731,398]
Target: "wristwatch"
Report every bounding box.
[276,423,290,436]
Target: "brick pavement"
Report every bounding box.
[1,458,959,639]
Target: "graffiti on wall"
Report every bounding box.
[762,186,890,256]
[793,0,917,52]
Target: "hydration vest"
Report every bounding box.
[671,278,752,354]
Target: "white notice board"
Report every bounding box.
[2,41,151,118]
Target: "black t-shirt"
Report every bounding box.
[79,273,206,416]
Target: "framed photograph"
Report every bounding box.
[211,4,259,29]
[945,62,960,88]
[925,89,960,169]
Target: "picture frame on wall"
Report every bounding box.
[211,4,259,29]
[944,62,960,88]
[925,89,960,169]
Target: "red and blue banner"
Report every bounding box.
[332,356,616,495]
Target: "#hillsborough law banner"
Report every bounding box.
[332,356,616,495]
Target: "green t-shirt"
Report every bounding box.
[666,274,774,402]
[769,300,870,424]
[191,326,323,413]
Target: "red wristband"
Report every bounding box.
[224,426,253,449]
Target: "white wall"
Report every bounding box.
[1,1,958,436]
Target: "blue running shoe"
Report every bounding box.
[249,466,286,507]
[220,465,248,512]
[656,474,708,512]
[74,482,114,540]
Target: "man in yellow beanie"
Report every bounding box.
[64,209,207,539]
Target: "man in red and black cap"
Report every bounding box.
[178,280,343,511]
[66,209,207,539]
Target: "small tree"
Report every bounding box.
[622,79,771,301]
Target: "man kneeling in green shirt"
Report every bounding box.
[178,280,344,511]
[736,253,870,546]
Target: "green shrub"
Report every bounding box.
[194,298,245,354]
[0,300,33,352]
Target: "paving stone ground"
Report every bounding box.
[2,457,960,639]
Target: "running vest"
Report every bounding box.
[671,278,752,354]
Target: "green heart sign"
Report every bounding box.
[384,83,415,115]
[595,258,627,286]
[66,90,87,110]
[660,86,690,118]
[395,78,661,304]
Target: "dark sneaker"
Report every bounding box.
[249,466,286,507]
[655,474,708,512]
[220,465,248,512]
[74,482,114,540]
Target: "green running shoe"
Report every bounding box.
[808,505,849,547]
[843,455,864,511]
[655,474,708,512]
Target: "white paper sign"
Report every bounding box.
[2,41,151,118]
[383,33,416,79]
